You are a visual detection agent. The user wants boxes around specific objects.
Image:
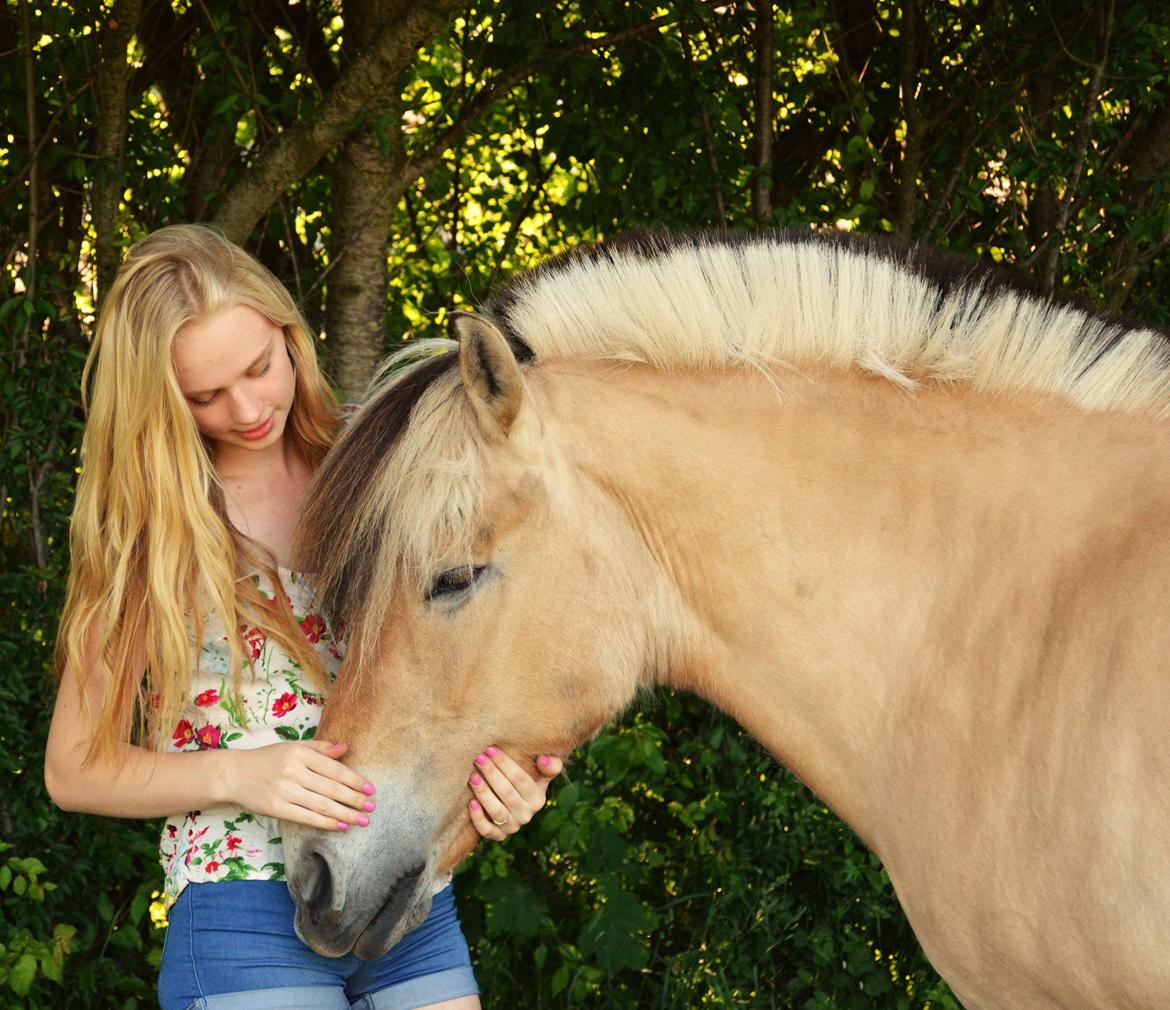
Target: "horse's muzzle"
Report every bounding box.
[290,842,432,959]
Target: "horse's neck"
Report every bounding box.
[533,360,1170,846]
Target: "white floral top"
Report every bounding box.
[159,568,343,909]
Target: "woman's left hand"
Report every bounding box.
[468,746,564,841]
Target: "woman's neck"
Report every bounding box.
[215,434,314,567]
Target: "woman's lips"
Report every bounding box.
[239,415,274,441]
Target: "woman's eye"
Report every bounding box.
[426,565,487,601]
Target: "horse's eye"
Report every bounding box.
[426,565,487,602]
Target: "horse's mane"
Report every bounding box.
[298,228,1170,664]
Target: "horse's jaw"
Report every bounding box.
[284,774,478,960]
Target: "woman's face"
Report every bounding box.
[172,304,297,457]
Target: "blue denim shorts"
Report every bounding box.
[158,880,477,1010]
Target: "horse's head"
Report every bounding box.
[283,315,657,958]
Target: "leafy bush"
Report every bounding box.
[459,697,961,1009]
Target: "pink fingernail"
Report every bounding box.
[471,774,483,786]
[363,801,375,813]
[337,821,349,831]
[356,815,370,827]
[475,754,487,766]
[363,784,376,796]
[486,746,499,758]
[470,800,481,812]
[539,754,551,768]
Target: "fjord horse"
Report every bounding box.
[283,231,1170,1009]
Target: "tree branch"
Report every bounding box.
[894,0,925,239]
[751,2,775,222]
[399,17,669,194]
[19,0,37,362]
[0,78,92,209]
[1033,0,1114,292]
[211,2,463,243]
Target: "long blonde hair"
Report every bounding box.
[57,224,340,763]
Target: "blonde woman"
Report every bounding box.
[45,224,562,1010]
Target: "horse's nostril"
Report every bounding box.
[303,851,335,925]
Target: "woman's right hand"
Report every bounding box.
[225,740,375,832]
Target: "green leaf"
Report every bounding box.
[9,954,36,997]
[579,888,659,973]
[108,927,142,952]
[39,954,62,983]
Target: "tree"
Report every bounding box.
[3,1,1169,1005]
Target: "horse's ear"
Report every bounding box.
[450,311,525,439]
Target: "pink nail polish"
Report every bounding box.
[356,815,370,827]
[486,746,499,758]
[475,754,487,766]
[363,784,376,796]
[363,801,375,813]
[539,754,551,768]
[470,799,481,812]
[471,774,483,786]
[337,821,349,831]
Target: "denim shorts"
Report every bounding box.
[158,880,478,1010]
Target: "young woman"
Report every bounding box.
[44,224,562,1010]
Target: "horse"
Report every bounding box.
[282,229,1170,1010]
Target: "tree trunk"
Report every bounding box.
[324,0,412,400]
[326,121,408,400]
[93,0,142,299]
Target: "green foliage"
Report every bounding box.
[459,699,962,1009]
[4,0,1170,1006]
[0,845,73,999]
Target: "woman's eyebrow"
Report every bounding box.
[185,347,271,398]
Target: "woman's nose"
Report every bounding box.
[227,387,263,425]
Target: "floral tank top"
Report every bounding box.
[159,568,343,909]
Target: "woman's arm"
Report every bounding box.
[44,655,375,831]
[45,651,561,835]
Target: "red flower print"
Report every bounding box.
[300,613,326,643]
[195,725,222,750]
[302,692,322,707]
[167,825,177,839]
[239,625,265,660]
[172,720,195,747]
[195,688,219,707]
[205,860,220,874]
[271,692,297,718]
[225,834,242,853]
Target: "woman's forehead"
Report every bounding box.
[173,305,281,393]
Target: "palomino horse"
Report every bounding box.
[283,230,1170,1009]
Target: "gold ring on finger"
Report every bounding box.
[491,811,512,827]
